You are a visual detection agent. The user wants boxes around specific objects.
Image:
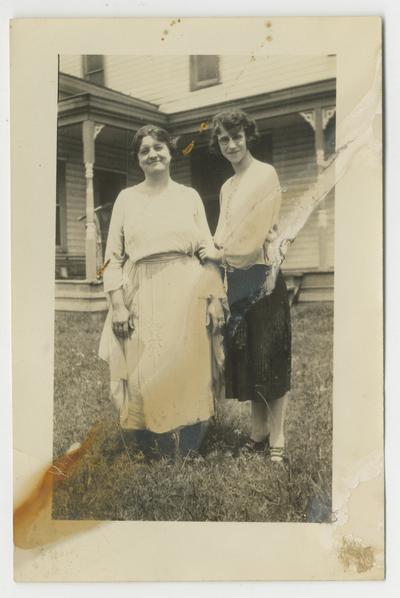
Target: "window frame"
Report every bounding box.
[190,55,220,91]
[82,55,106,86]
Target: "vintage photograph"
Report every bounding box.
[11,16,383,581]
[52,52,336,523]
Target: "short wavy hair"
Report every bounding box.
[131,124,176,161]
[209,108,259,155]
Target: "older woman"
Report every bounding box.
[199,109,291,462]
[99,125,225,451]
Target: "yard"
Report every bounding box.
[52,303,333,523]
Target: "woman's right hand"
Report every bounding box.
[206,297,226,335]
[112,304,134,339]
[198,244,223,263]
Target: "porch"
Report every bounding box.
[56,73,336,310]
[55,269,334,312]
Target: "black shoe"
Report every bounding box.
[243,438,269,453]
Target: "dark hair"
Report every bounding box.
[209,108,259,155]
[131,124,176,161]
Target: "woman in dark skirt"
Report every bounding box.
[199,109,291,462]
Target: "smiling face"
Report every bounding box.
[216,125,248,165]
[137,134,172,176]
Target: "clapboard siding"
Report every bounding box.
[160,55,336,113]
[58,133,85,255]
[272,119,334,271]
[59,55,82,78]
[59,54,336,113]
[105,55,188,106]
[65,161,86,256]
[57,51,335,276]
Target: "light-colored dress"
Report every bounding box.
[99,181,225,434]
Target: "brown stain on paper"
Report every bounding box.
[14,427,101,549]
[338,537,375,573]
[161,18,182,41]
[181,122,209,156]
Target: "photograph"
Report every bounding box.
[11,16,383,582]
[52,52,336,523]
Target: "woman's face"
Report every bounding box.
[217,125,248,164]
[137,134,171,176]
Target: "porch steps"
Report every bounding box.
[55,270,334,312]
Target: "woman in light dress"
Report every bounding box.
[199,109,291,462]
[99,125,226,453]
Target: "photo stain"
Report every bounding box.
[265,21,272,28]
[96,258,110,281]
[14,428,100,549]
[181,122,210,156]
[338,537,375,573]
[182,141,195,156]
[266,36,273,42]
[162,18,182,41]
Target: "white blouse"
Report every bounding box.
[214,159,282,270]
[103,181,215,293]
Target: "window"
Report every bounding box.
[190,56,220,91]
[82,55,105,85]
[56,160,67,250]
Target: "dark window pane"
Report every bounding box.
[86,55,103,72]
[87,70,105,85]
[83,55,105,85]
[197,56,218,81]
[190,56,220,90]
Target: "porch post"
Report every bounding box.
[82,120,97,281]
[314,107,329,271]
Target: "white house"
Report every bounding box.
[56,54,336,310]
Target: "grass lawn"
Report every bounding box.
[52,302,333,522]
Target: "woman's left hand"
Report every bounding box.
[206,297,226,334]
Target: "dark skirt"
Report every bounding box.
[225,266,291,403]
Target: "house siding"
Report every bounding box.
[273,120,334,271]
[59,54,336,112]
[59,55,82,78]
[57,54,335,281]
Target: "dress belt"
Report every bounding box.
[136,251,196,265]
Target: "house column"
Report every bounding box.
[300,106,335,271]
[314,107,329,271]
[82,120,97,281]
